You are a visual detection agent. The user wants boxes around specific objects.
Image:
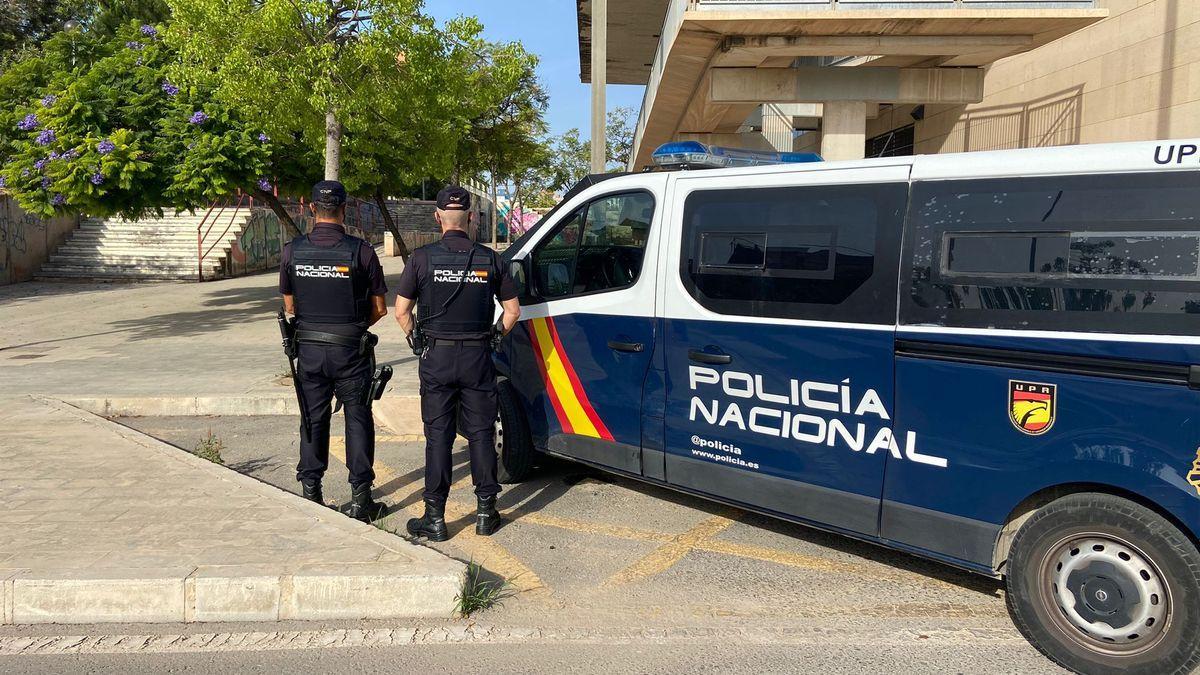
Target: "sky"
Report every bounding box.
[426,0,646,138]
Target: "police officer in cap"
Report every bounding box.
[394,186,521,540]
[280,180,388,522]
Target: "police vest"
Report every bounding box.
[288,234,370,325]
[418,241,496,337]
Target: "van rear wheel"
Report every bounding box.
[1005,493,1200,675]
[495,378,535,484]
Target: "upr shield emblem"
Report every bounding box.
[1188,449,1200,498]
[1009,381,1056,435]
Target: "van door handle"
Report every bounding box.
[607,340,644,353]
[688,349,732,365]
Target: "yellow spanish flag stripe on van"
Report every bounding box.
[528,317,612,440]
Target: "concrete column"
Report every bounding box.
[590,0,607,174]
[820,101,867,161]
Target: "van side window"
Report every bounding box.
[530,191,654,300]
[679,183,906,324]
[902,171,1200,335]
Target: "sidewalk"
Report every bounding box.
[0,395,463,624]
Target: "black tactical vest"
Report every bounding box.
[418,241,496,338]
[288,234,370,325]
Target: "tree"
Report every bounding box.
[542,105,638,196]
[0,21,274,222]
[0,1,91,59]
[606,105,636,169]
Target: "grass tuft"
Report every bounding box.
[455,561,514,617]
[194,428,226,465]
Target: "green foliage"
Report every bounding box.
[0,22,270,218]
[538,106,638,197]
[455,561,515,617]
[195,429,225,465]
[0,1,91,59]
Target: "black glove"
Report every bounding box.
[490,318,506,352]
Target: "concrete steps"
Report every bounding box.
[38,210,251,282]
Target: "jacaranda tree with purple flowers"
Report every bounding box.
[0,20,288,223]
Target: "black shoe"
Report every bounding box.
[300,479,324,505]
[476,495,502,536]
[406,499,449,541]
[346,483,386,523]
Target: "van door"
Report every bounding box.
[660,166,909,536]
[507,180,665,474]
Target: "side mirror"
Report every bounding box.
[509,258,529,298]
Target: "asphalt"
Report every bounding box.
[66,414,1067,674]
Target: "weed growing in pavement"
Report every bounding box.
[194,429,226,465]
[455,561,515,617]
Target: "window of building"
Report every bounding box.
[530,191,654,301]
[866,124,915,158]
[902,172,1200,335]
[680,183,906,324]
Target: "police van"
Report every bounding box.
[492,139,1200,674]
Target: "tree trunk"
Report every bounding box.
[510,179,521,244]
[375,188,410,262]
[324,109,342,181]
[256,189,301,238]
[489,168,499,249]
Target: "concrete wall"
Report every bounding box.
[0,198,79,286]
[867,0,1200,153]
[227,209,287,277]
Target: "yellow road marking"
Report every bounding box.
[603,514,736,587]
[327,444,547,595]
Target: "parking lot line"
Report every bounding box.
[327,444,548,595]
[604,514,737,587]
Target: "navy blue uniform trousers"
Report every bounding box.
[419,341,501,503]
[296,343,376,487]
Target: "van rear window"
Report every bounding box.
[903,172,1200,335]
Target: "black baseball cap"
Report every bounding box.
[436,185,471,210]
[312,180,347,207]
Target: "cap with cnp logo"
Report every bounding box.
[312,180,347,208]
[436,186,471,211]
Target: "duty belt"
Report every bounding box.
[430,338,488,348]
[295,330,363,349]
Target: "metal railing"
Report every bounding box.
[196,192,248,282]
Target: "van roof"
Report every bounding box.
[661,139,1200,182]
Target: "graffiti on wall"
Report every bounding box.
[228,209,284,275]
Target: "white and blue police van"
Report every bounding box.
[492,139,1200,674]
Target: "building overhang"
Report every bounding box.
[629,4,1108,168]
[578,0,673,84]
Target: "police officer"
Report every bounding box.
[280,180,388,522]
[394,186,521,540]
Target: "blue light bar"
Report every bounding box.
[652,141,822,169]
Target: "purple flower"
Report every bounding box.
[257,132,269,143]
[90,172,104,186]
[48,151,60,160]
[35,128,56,146]
[189,111,209,125]
[40,94,57,107]
[0,176,7,188]
[41,176,51,189]
[33,158,47,171]
[21,168,29,177]
[51,193,65,206]
[62,148,79,159]
[140,25,158,38]
[126,41,144,50]
[161,80,179,96]
[17,114,38,131]
[97,139,115,155]
[257,178,272,192]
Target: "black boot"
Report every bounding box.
[300,479,324,506]
[406,498,449,541]
[476,495,502,536]
[346,483,386,523]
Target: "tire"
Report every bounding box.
[1005,492,1200,675]
[495,377,535,483]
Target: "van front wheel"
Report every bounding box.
[495,378,535,484]
[1005,493,1200,675]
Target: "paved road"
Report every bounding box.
[0,414,1059,674]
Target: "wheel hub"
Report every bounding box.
[1048,536,1168,650]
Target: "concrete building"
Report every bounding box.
[577,1,1194,168]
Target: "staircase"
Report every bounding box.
[37,210,252,281]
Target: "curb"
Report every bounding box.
[63,395,299,417]
[5,397,466,625]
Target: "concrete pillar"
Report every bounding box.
[759,104,794,153]
[820,101,867,161]
[590,0,607,174]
